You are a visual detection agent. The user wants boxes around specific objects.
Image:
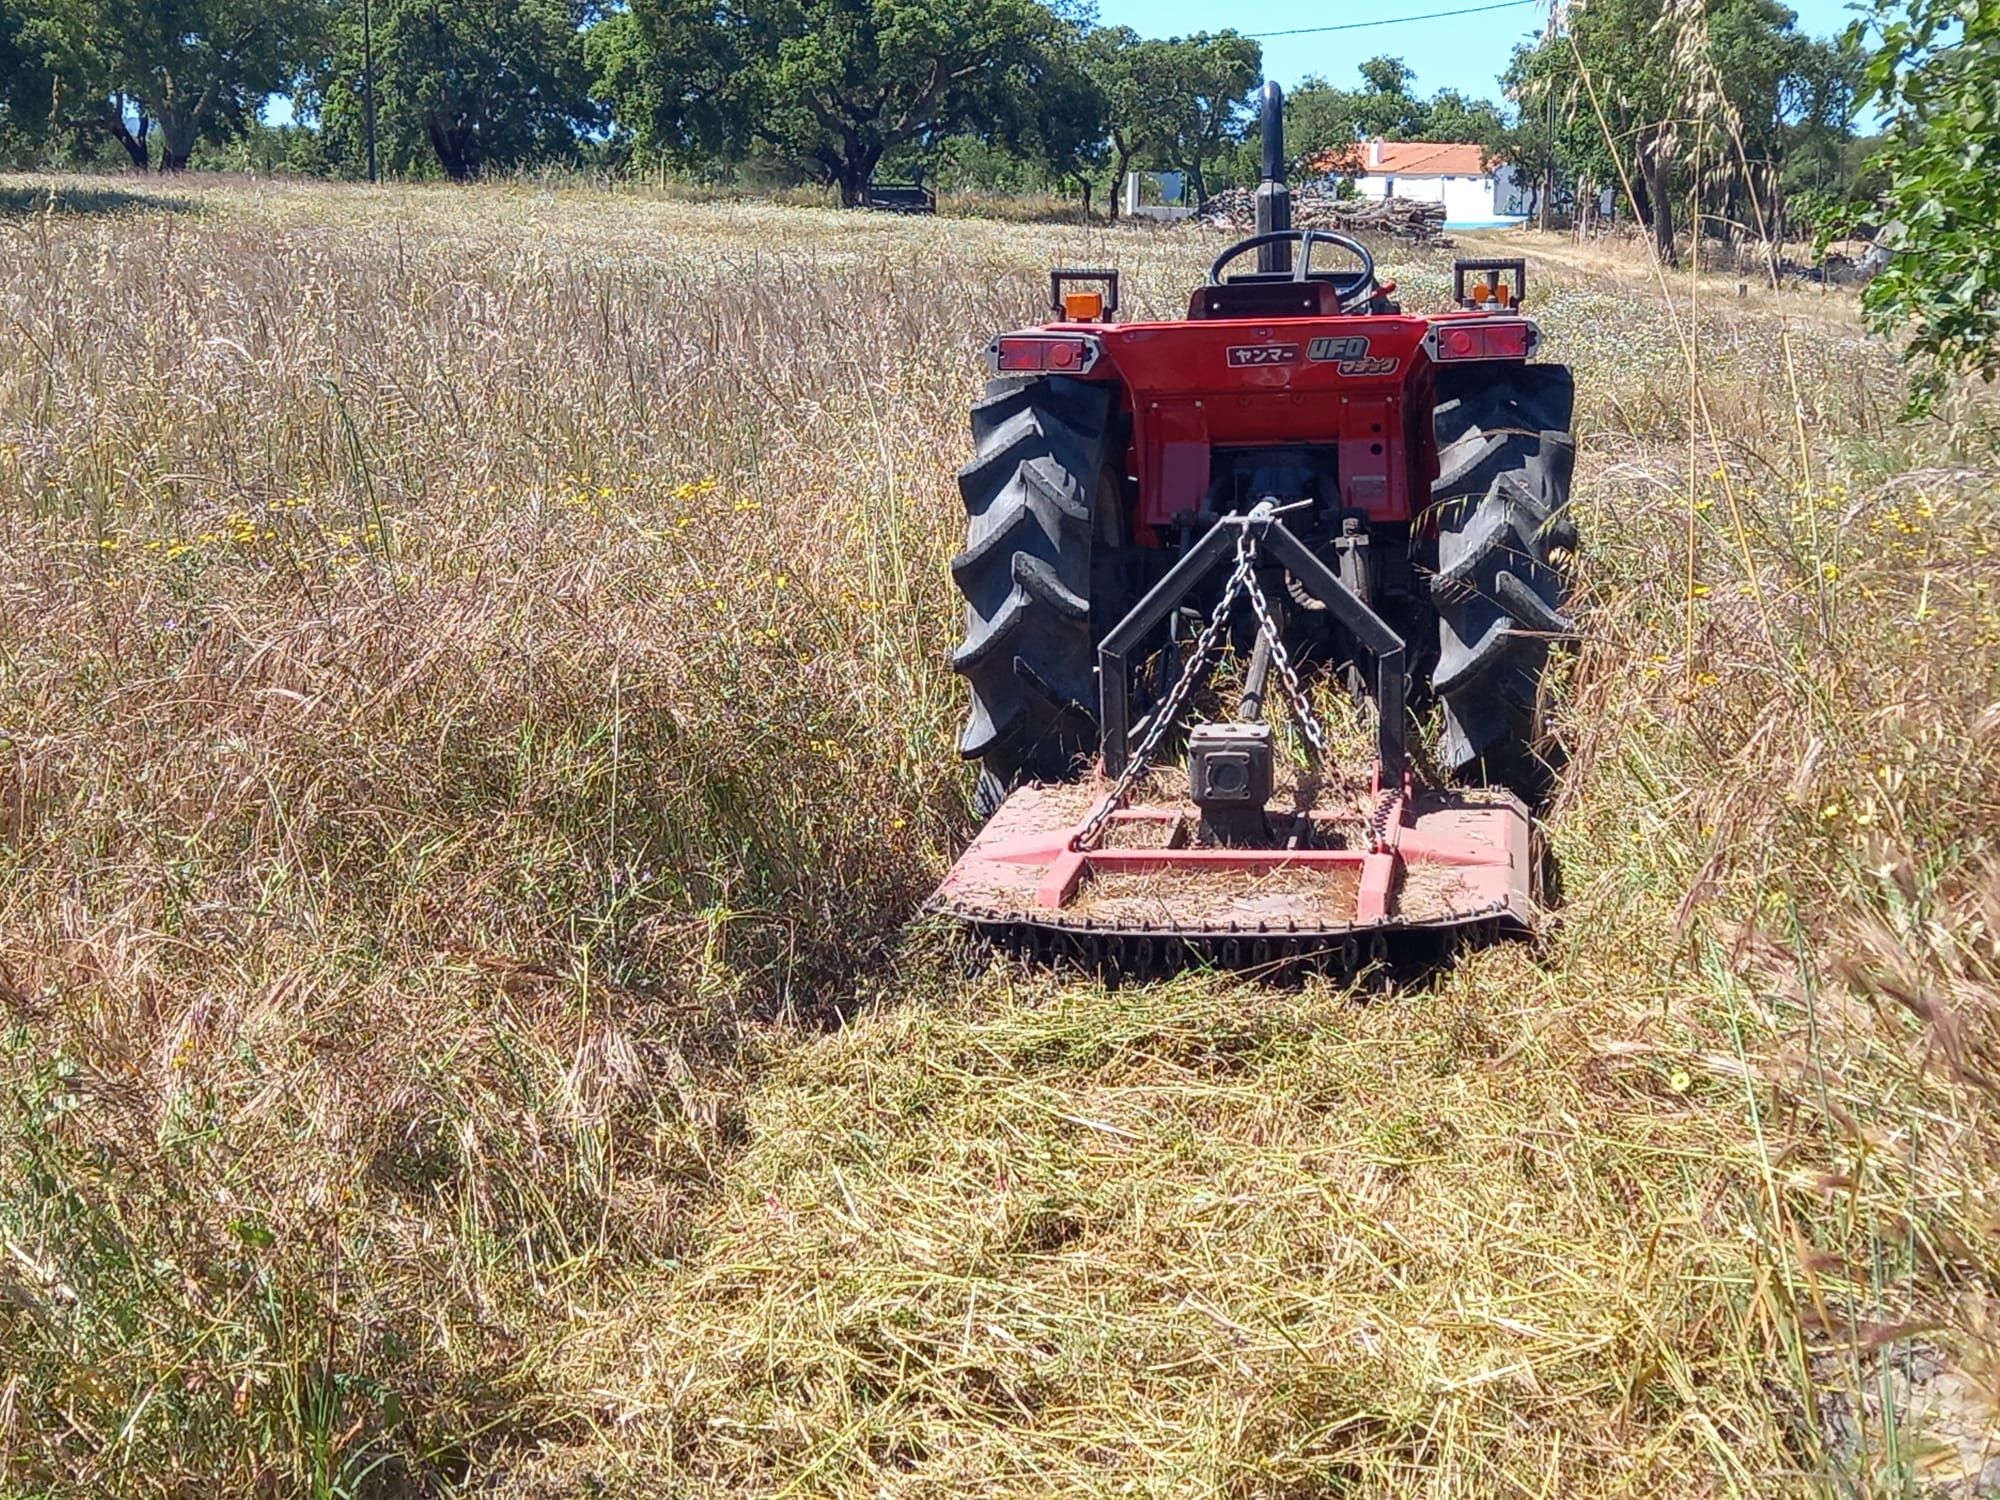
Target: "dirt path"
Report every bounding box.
[1455,227,1865,330]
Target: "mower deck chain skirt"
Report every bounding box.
[944,913,1514,984]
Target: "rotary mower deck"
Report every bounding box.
[933,781,1535,973]
[929,505,1543,977]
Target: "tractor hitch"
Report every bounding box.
[1097,505,1404,784]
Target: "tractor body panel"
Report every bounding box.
[1038,314,1438,530]
[999,308,1538,537]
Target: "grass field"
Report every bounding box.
[2,173,1998,1497]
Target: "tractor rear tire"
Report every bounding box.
[951,375,1120,800]
[1428,362,1578,801]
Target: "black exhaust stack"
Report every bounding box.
[1255,80,1291,273]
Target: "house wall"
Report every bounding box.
[1335,160,1620,225]
[1351,172,1502,223]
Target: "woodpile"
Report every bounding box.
[1191,184,1451,244]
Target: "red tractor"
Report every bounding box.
[932,85,1576,974]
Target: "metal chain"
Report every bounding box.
[1071,531,1257,851]
[1237,560,1330,759]
[1073,502,1335,852]
[1364,785,1402,851]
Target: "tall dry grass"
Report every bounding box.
[0,174,1996,1496]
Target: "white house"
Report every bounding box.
[1315,139,1619,229]
[1315,140,1526,230]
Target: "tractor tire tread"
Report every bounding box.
[952,377,1115,787]
[950,460,1087,586]
[1429,362,1578,800]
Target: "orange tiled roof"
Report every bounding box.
[1310,140,1488,177]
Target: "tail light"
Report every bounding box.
[990,333,1101,375]
[1428,319,1538,362]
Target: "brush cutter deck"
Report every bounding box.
[932,780,1534,936]
[929,508,1542,971]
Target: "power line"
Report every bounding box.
[1250,0,1539,39]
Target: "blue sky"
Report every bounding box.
[1094,0,1865,104]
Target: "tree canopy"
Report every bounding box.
[592,0,1083,205]
[0,0,64,149]
[1282,55,1507,176]
[1503,0,1863,260]
[3,0,328,169]
[1136,31,1260,202]
[0,0,1892,256]
[310,0,602,180]
[1854,0,2000,405]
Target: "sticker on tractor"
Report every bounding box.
[1227,344,1299,366]
[1306,335,1371,363]
[1335,355,1401,377]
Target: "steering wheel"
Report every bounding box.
[1208,230,1378,310]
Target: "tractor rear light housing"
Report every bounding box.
[1061,290,1105,321]
[1426,318,1538,363]
[991,333,1102,375]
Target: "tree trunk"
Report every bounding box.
[114,123,150,170]
[426,112,474,181]
[106,101,150,170]
[1107,137,1133,222]
[1639,135,1677,266]
[153,92,203,172]
[835,145,881,208]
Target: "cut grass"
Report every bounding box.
[0,173,1996,1496]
